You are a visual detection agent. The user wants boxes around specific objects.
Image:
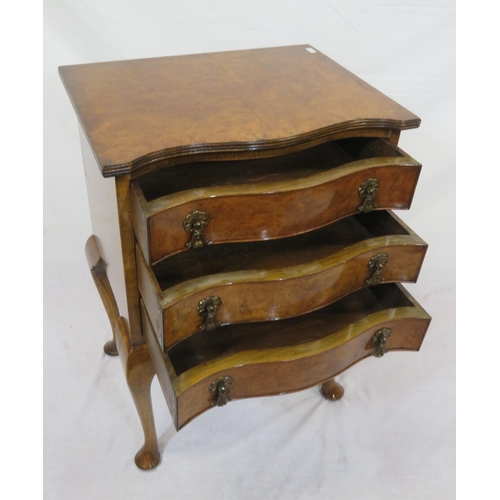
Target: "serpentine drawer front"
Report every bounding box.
[137,210,427,350]
[142,284,431,430]
[131,137,421,265]
[59,45,432,470]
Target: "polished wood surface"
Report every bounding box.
[115,175,143,346]
[321,378,345,401]
[137,211,427,349]
[168,284,420,374]
[85,235,119,355]
[59,45,419,176]
[136,136,400,200]
[142,284,430,429]
[153,211,420,289]
[62,46,430,469]
[115,317,160,470]
[132,137,421,264]
[85,235,160,468]
[140,300,178,426]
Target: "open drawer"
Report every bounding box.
[137,210,427,350]
[142,283,431,430]
[131,137,422,265]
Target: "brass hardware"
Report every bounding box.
[358,178,379,213]
[184,210,209,249]
[209,376,233,406]
[197,296,222,332]
[366,253,389,286]
[371,327,392,358]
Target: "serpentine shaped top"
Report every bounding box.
[59,45,420,177]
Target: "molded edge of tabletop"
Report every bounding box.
[59,45,420,177]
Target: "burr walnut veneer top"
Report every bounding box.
[59,45,420,176]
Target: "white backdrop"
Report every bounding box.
[44,1,455,498]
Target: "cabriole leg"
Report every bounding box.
[85,235,119,356]
[115,317,160,470]
[85,235,160,468]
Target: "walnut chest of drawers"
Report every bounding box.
[59,45,431,470]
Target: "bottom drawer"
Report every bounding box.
[142,283,430,430]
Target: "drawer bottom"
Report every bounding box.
[141,284,430,430]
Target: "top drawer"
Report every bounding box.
[131,137,421,265]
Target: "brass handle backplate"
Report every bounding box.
[358,178,379,213]
[371,327,392,358]
[197,296,222,332]
[184,210,209,249]
[366,253,389,286]
[209,376,233,407]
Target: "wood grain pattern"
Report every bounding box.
[140,300,178,425]
[84,236,160,468]
[115,174,143,346]
[141,284,430,430]
[137,211,427,349]
[132,138,421,265]
[85,235,119,355]
[64,46,429,468]
[59,45,420,176]
[115,316,160,469]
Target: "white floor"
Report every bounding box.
[44,2,455,498]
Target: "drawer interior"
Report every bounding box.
[136,137,404,201]
[167,284,415,376]
[152,211,411,291]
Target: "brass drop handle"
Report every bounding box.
[197,296,222,332]
[184,210,209,249]
[209,376,233,407]
[371,327,392,358]
[358,178,379,213]
[366,253,389,286]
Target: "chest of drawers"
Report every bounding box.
[59,45,431,470]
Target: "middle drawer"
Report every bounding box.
[137,210,427,350]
